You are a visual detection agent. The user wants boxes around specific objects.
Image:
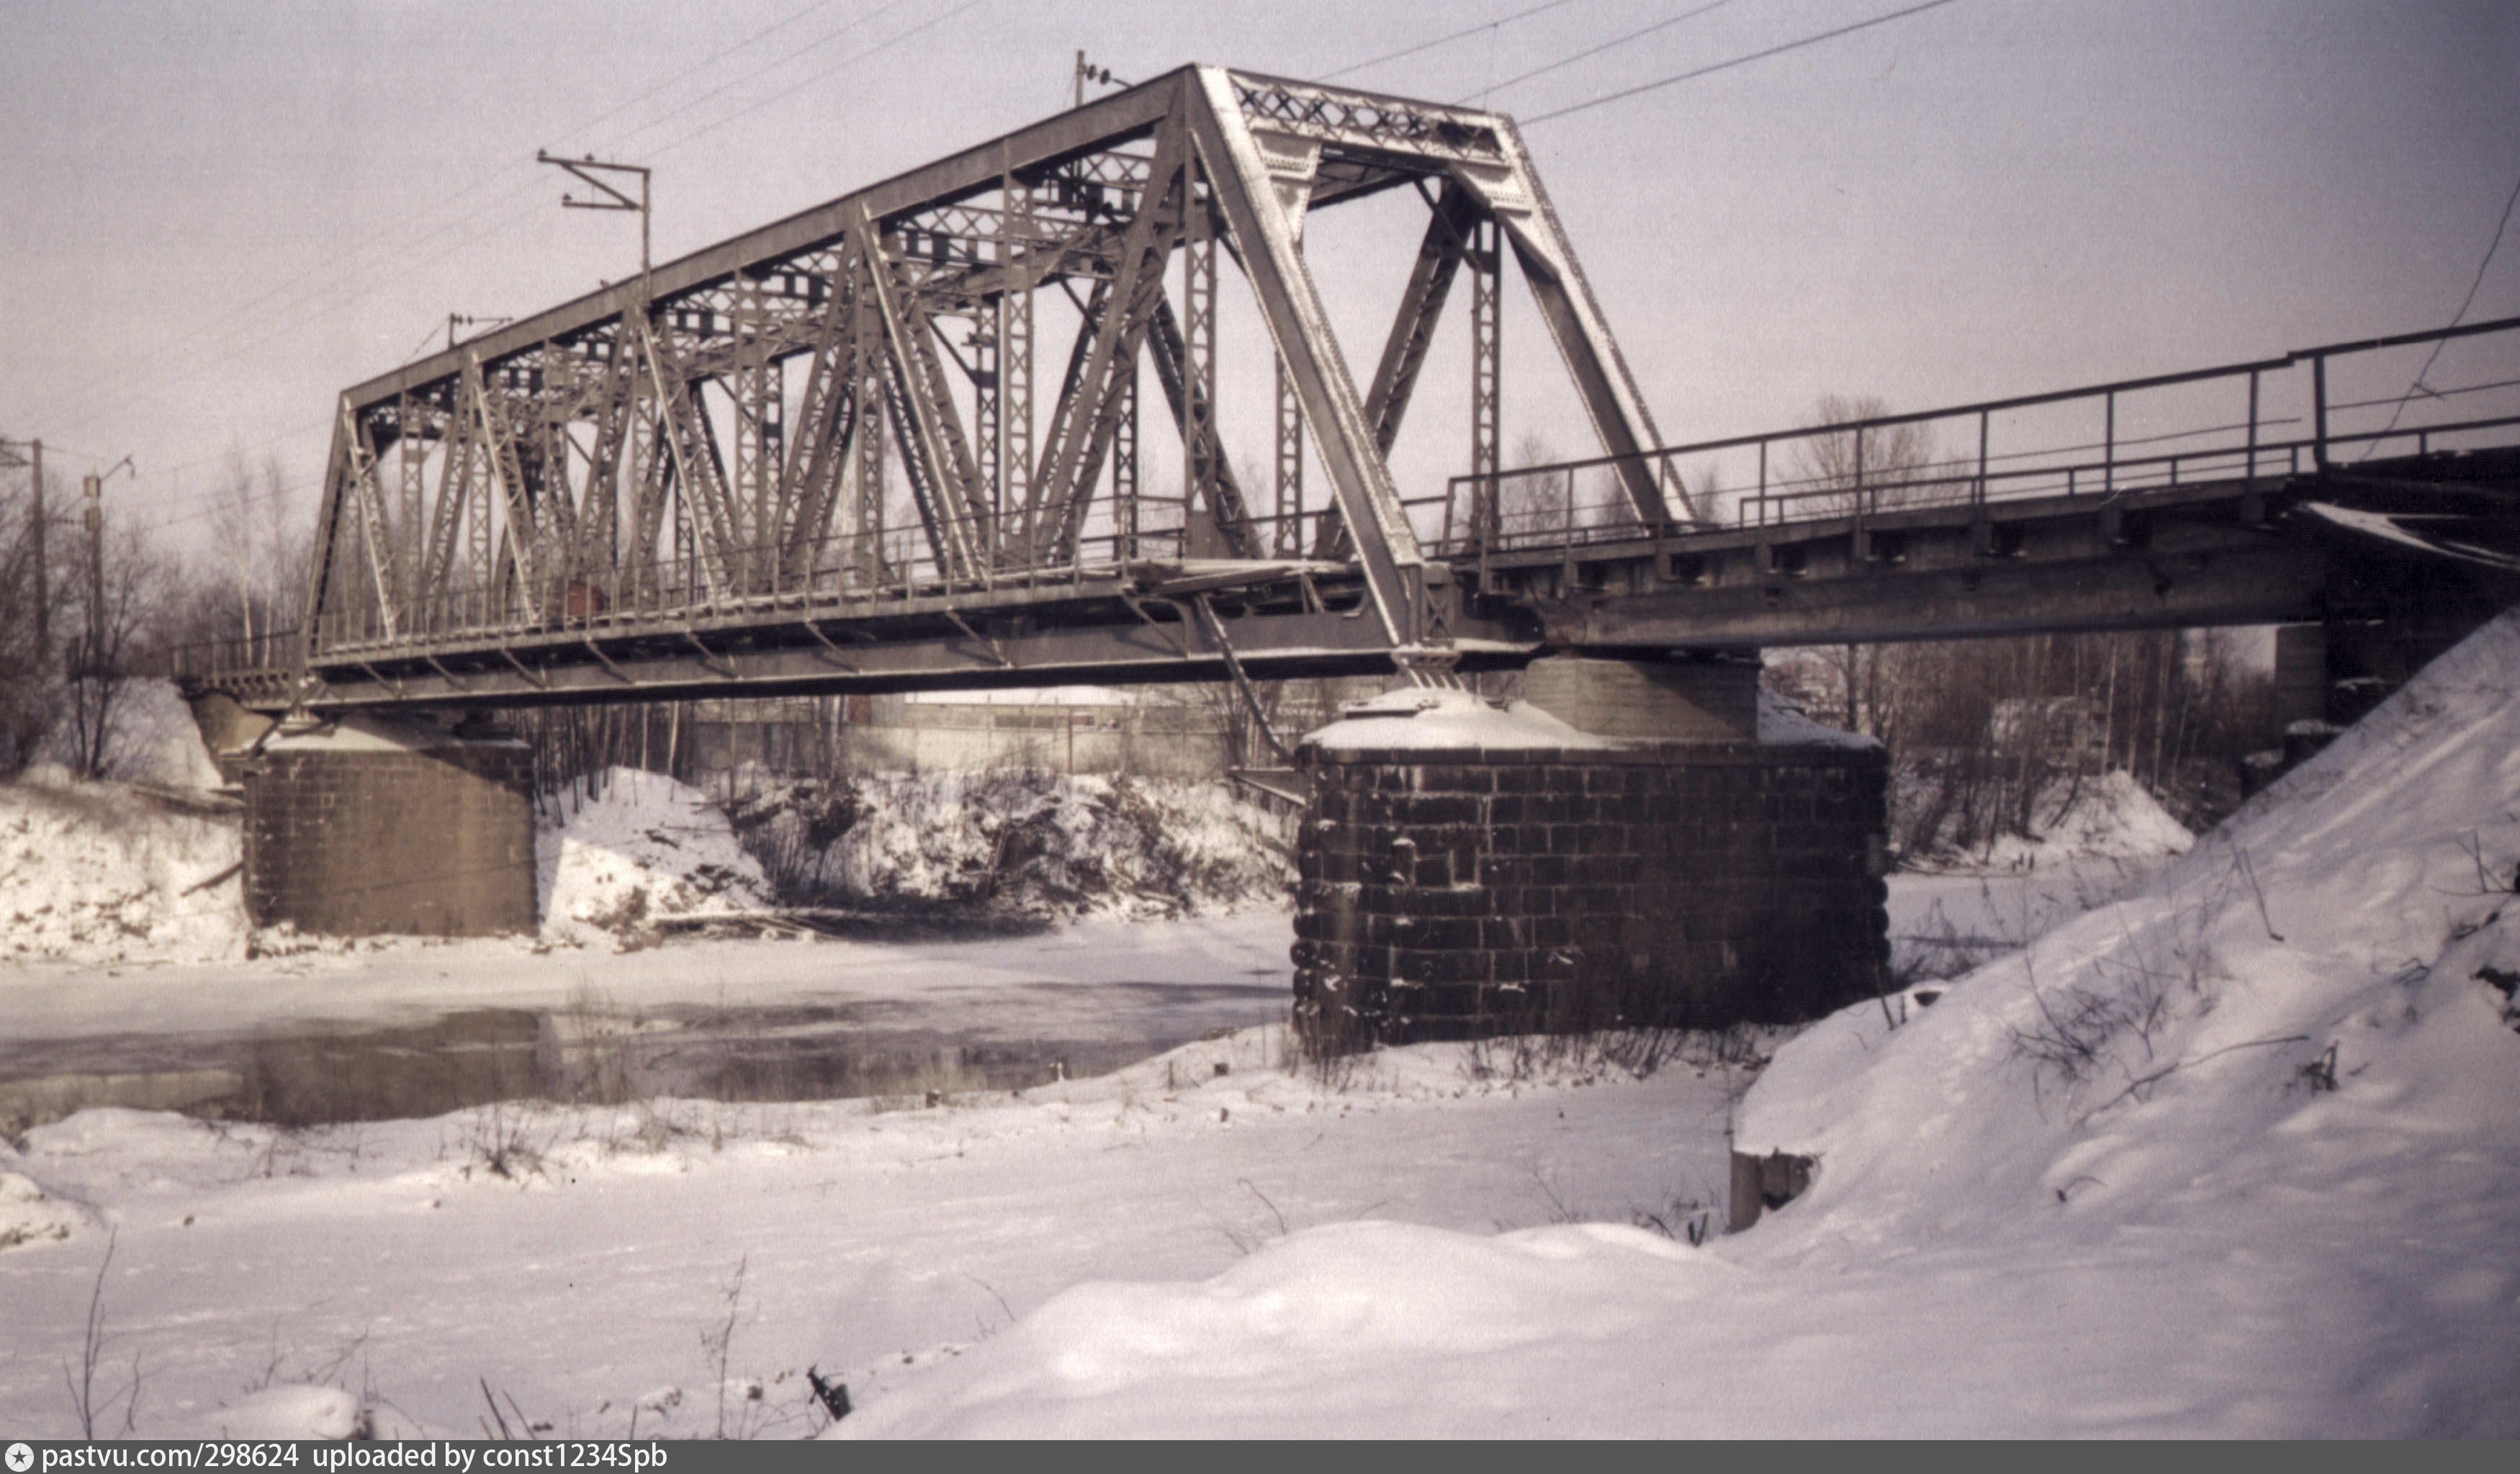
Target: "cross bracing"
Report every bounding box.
[264,70,2520,719]
[300,66,1680,701]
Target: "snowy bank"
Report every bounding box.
[831,613,2520,1438]
[0,777,246,963]
[538,767,774,945]
[734,770,1293,921]
[1727,608,2520,1426]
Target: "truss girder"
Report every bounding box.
[305,66,1673,677]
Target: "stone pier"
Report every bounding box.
[243,715,538,937]
[1292,655,1889,1049]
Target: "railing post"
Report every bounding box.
[2246,369,2260,480]
[2312,354,2330,468]
[1851,423,1868,557]
[2102,390,2115,495]
[1974,409,1989,508]
[1755,439,1768,528]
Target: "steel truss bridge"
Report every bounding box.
[192,66,2520,718]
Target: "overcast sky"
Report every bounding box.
[4,0,2514,558]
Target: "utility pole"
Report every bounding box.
[32,439,42,665]
[0,436,42,662]
[537,150,652,302]
[448,313,512,351]
[1074,53,1127,109]
[79,457,133,678]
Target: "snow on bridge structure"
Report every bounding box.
[176,66,2520,1030]
[180,64,2520,719]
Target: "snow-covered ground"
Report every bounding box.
[0,773,247,966]
[734,768,1292,920]
[1885,766,2194,984]
[834,613,2520,1437]
[2,620,2514,1437]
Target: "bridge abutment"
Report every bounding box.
[243,716,538,938]
[1292,656,1889,1051]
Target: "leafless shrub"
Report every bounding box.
[1630,1179,1723,1247]
[1213,1178,1292,1257]
[460,1101,547,1183]
[63,1228,142,1439]
[701,1254,758,1440]
[477,1378,549,1439]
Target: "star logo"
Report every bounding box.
[5,1442,34,1472]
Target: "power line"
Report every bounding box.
[107,0,971,457]
[642,0,990,161]
[2361,161,2520,455]
[1457,0,1735,105]
[1521,0,1965,125]
[19,0,922,443]
[552,0,856,148]
[42,0,984,517]
[1320,0,1587,83]
[590,0,926,157]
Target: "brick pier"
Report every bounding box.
[1292,657,1890,1048]
[243,716,538,937]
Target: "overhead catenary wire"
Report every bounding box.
[1455,0,1736,105]
[1520,0,1965,125]
[18,2,869,437]
[42,0,982,528]
[1319,0,1588,83]
[581,0,930,160]
[18,0,950,456]
[118,1,983,542]
[637,0,989,161]
[2359,161,2520,457]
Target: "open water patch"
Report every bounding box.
[0,980,1288,1131]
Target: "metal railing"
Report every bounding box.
[1434,315,2520,562]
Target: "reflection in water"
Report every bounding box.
[240,1009,546,1125]
[0,982,1287,1131]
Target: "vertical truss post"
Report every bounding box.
[626,359,669,610]
[757,359,785,595]
[1469,214,1502,546]
[729,271,776,595]
[1023,114,1191,565]
[1181,157,1223,559]
[1000,171,1035,565]
[968,312,1002,562]
[1275,356,1304,557]
[852,267,890,588]
[1112,353,1139,562]
[579,331,631,604]
[395,396,426,623]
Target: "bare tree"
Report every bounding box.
[1788,395,1940,520]
[0,461,73,776]
[209,452,300,665]
[1779,397,1946,732]
[60,521,172,780]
